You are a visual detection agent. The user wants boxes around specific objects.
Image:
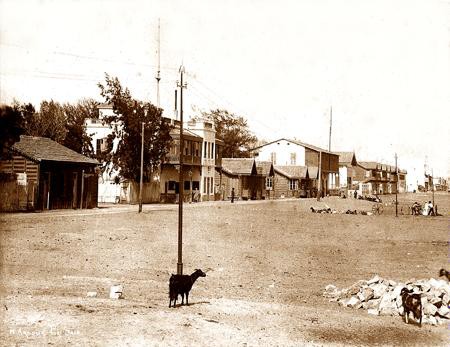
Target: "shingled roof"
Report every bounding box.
[256,161,274,176]
[221,158,256,176]
[250,138,337,155]
[12,136,99,165]
[358,161,379,170]
[274,165,308,179]
[336,152,357,166]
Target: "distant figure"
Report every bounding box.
[427,201,435,216]
[193,188,200,203]
[231,188,235,203]
[411,201,421,215]
[353,190,358,199]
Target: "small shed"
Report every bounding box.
[274,166,310,198]
[0,136,99,211]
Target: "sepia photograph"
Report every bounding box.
[1,0,449,345]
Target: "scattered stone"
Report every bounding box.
[110,284,123,299]
[87,291,97,298]
[359,287,374,302]
[323,274,450,326]
[423,303,438,316]
[346,296,361,308]
[437,305,449,317]
[367,275,380,285]
[372,283,388,299]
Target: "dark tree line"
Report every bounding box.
[1,74,258,184]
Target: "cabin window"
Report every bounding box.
[289,179,298,190]
[266,177,273,190]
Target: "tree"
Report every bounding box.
[19,100,67,144]
[98,74,173,182]
[0,104,25,160]
[62,99,98,157]
[197,109,257,158]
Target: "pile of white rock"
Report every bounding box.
[323,275,450,325]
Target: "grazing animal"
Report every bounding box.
[439,269,450,281]
[169,269,206,308]
[400,288,422,327]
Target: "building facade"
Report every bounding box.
[251,138,339,196]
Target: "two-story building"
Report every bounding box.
[354,161,407,196]
[160,117,224,203]
[250,138,339,197]
[86,105,225,203]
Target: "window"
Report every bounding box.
[209,177,214,194]
[266,177,273,190]
[289,179,298,190]
[290,153,296,165]
[194,142,199,156]
[270,152,277,165]
[203,177,207,193]
[211,143,215,159]
[204,142,207,158]
[168,181,177,191]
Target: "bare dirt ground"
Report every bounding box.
[1,192,449,346]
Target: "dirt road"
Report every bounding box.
[1,193,449,346]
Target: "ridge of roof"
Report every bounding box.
[12,136,99,165]
[250,138,336,155]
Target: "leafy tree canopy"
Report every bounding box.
[197,109,257,158]
[62,98,98,157]
[0,104,25,160]
[19,100,67,143]
[12,99,97,157]
[98,73,173,182]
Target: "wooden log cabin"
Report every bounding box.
[0,136,99,211]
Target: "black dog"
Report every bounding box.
[439,269,450,281]
[400,288,422,327]
[169,269,206,308]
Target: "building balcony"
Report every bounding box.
[165,154,202,166]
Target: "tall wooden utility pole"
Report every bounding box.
[156,18,161,108]
[317,151,322,201]
[139,122,144,213]
[432,168,434,207]
[328,106,332,152]
[177,65,187,275]
[395,153,398,217]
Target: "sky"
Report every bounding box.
[1,0,449,181]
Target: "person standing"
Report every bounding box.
[231,187,235,203]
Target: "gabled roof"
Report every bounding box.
[250,138,336,155]
[256,161,274,176]
[221,158,256,176]
[358,161,379,170]
[335,151,357,166]
[12,136,99,165]
[274,165,308,179]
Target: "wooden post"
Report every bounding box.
[139,121,144,213]
[80,169,85,210]
[317,151,322,201]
